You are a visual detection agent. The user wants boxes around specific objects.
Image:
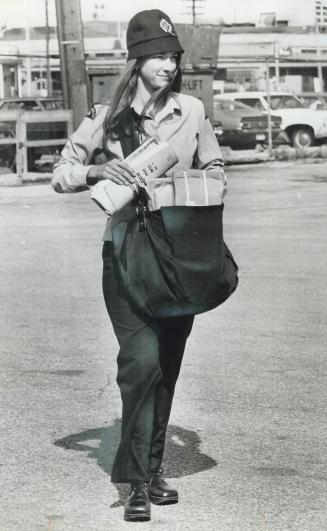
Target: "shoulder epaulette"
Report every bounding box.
[86,102,110,120]
[86,104,97,120]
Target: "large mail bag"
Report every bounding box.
[111,203,239,319]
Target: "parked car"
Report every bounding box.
[213,119,224,141]
[0,97,63,111]
[0,97,66,172]
[213,97,283,149]
[297,94,327,110]
[219,91,327,148]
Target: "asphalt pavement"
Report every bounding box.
[0,161,326,531]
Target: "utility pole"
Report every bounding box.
[316,24,323,94]
[265,57,273,158]
[25,27,32,97]
[274,40,280,87]
[23,2,32,97]
[45,0,51,96]
[55,0,89,129]
[183,0,205,25]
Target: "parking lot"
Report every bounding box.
[0,161,326,530]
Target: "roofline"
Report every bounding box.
[214,91,303,96]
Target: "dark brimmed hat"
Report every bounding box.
[126,9,184,61]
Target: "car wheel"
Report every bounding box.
[290,127,315,148]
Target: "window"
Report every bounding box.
[36,80,46,91]
[263,95,304,109]
[214,99,254,111]
[21,101,41,110]
[235,98,265,111]
[26,121,68,141]
[2,100,40,110]
[41,100,63,110]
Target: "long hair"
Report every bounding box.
[103,54,182,141]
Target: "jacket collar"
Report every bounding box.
[155,93,181,123]
[131,93,181,124]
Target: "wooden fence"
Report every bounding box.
[0,109,73,183]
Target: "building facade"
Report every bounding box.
[315,0,327,29]
[216,26,327,94]
[1,18,327,101]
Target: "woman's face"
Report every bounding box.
[139,52,178,92]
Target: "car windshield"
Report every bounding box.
[264,95,305,109]
[41,100,63,110]
[214,99,254,111]
[0,100,40,110]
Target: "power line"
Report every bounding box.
[0,53,58,59]
[182,0,205,24]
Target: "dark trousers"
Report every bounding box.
[102,242,194,483]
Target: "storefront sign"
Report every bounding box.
[181,71,214,123]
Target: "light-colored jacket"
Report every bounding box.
[51,92,225,239]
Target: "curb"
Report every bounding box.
[274,145,327,161]
[222,145,327,165]
[0,171,52,187]
[222,147,270,165]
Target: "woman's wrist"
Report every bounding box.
[86,165,102,186]
[87,165,101,178]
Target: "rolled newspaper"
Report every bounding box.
[91,136,178,216]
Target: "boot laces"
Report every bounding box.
[153,467,165,480]
[131,480,148,492]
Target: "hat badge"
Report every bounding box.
[159,18,176,36]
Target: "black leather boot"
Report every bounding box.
[149,468,178,505]
[124,481,151,522]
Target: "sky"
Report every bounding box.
[0,0,316,29]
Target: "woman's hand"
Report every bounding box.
[88,159,137,186]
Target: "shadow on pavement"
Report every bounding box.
[54,419,217,507]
